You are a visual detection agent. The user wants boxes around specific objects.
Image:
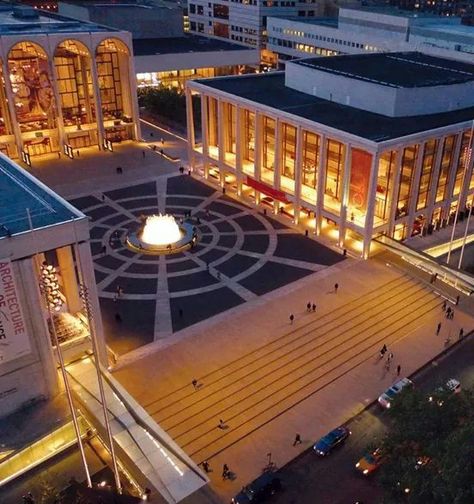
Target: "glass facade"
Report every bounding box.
[301,130,319,203]
[375,151,396,223]
[224,102,236,164]
[9,41,58,154]
[243,109,255,163]
[262,115,275,184]
[324,139,345,214]
[452,131,471,197]
[281,122,296,179]
[435,135,456,202]
[416,139,438,211]
[396,145,418,219]
[207,96,218,150]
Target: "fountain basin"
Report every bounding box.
[125,214,198,255]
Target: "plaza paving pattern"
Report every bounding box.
[69,175,344,354]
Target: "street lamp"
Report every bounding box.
[39,262,92,488]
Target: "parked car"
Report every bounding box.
[313,426,351,456]
[378,377,413,409]
[355,448,384,475]
[231,472,282,503]
[429,378,461,405]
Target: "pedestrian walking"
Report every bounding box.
[442,300,447,311]
[222,464,230,480]
[115,312,122,323]
[116,166,123,174]
[101,244,106,255]
[161,137,165,146]
[312,303,316,312]
[160,148,164,156]
[456,295,460,305]
[306,301,311,312]
[201,461,210,473]
[178,308,183,318]
[446,307,452,319]
[396,364,401,376]
[334,282,339,293]
[379,344,387,358]
[459,328,464,340]
[192,379,198,390]
[113,293,118,303]
[142,150,146,159]
[449,309,455,320]
[387,352,394,362]
[218,419,226,429]
[293,433,302,446]
[76,150,80,157]
[436,322,442,335]
[57,152,61,159]
[101,193,105,201]
[289,313,294,325]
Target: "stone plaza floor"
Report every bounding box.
[69,174,345,355]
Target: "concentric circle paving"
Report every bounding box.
[69,175,345,355]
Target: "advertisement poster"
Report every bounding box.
[0,260,31,365]
[350,149,372,212]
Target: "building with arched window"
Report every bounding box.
[0,5,139,159]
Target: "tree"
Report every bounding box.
[377,386,474,504]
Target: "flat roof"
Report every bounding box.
[341,5,448,19]
[293,52,474,88]
[195,72,474,142]
[0,6,117,36]
[272,16,338,28]
[0,155,82,239]
[132,35,252,56]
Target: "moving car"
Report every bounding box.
[231,472,282,503]
[355,448,383,475]
[313,426,351,456]
[378,377,413,409]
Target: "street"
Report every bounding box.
[268,334,474,504]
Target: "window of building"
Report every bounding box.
[197,5,204,14]
[207,96,218,149]
[452,131,472,197]
[281,122,296,180]
[396,144,418,219]
[224,102,236,158]
[435,135,455,202]
[243,109,255,163]
[189,4,196,13]
[416,139,438,211]
[214,22,230,38]
[262,116,275,181]
[375,150,396,223]
[213,4,229,19]
[324,139,345,214]
[302,130,319,188]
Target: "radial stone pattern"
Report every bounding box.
[69,175,345,355]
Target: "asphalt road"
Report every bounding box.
[268,334,474,504]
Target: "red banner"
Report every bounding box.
[245,176,290,203]
[350,149,372,212]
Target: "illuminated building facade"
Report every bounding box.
[0,153,106,418]
[0,5,139,159]
[186,52,474,257]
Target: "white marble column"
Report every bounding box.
[91,55,105,148]
[363,153,380,259]
[185,88,195,170]
[316,134,327,235]
[388,146,404,236]
[406,141,425,236]
[200,95,210,178]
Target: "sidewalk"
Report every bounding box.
[113,256,474,503]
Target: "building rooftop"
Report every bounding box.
[293,52,474,88]
[0,155,82,239]
[195,71,474,142]
[0,5,117,36]
[275,16,339,28]
[132,35,251,56]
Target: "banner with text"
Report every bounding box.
[0,259,31,365]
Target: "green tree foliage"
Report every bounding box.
[378,386,474,504]
[138,87,201,127]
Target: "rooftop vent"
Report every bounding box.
[12,6,40,20]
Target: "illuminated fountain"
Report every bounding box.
[126,213,197,255]
[141,214,182,247]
